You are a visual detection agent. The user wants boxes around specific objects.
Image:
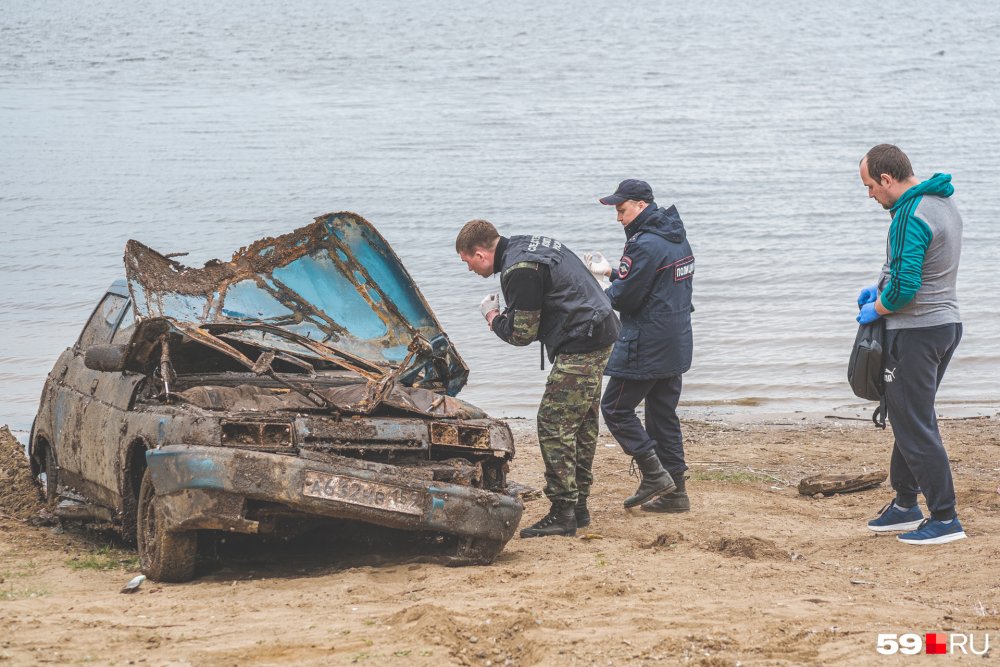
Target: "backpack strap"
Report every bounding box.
[872,321,887,429]
[871,396,886,429]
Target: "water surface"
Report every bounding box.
[2,1,999,432]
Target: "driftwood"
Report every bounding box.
[798,470,887,496]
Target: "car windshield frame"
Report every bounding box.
[123,212,468,396]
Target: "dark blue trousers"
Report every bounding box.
[600,375,687,479]
[885,323,962,521]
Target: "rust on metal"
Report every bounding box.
[30,213,522,580]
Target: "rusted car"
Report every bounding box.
[30,213,523,581]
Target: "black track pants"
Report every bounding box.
[884,323,962,521]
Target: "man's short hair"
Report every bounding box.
[863,144,914,182]
[455,219,499,254]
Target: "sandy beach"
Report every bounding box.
[2,417,998,666]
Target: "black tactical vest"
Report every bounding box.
[500,235,614,362]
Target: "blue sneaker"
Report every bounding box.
[898,518,967,545]
[867,502,924,532]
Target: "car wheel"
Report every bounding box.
[42,445,59,506]
[137,468,197,582]
[448,537,503,566]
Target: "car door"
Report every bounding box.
[81,303,148,508]
[54,290,130,501]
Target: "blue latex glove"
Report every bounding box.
[856,301,880,325]
[857,284,878,307]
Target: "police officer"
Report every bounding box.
[456,219,619,537]
[587,179,695,512]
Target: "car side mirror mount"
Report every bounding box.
[84,344,128,373]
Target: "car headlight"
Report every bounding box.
[430,422,490,450]
[220,420,294,450]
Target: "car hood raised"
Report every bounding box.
[124,212,468,395]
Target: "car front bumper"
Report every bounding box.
[145,445,523,548]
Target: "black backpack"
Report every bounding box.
[848,318,887,428]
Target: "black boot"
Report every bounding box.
[519,500,577,538]
[624,451,676,508]
[642,475,690,513]
[575,497,590,528]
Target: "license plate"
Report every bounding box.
[302,471,423,516]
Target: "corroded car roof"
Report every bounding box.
[123,212,468,397]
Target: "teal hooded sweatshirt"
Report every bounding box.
[878,172,963,329]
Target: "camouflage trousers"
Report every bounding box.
[536,345,613,502]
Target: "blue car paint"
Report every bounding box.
[219,279,293,321]
[426,486,447,517]
[272,254,389,340]
[108,279,130,297]
[146,449,224,492]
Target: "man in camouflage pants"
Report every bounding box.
[457,219,618,537]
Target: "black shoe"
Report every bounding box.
[642,476,689,513]
[575,498,590,528]
[624,451,676,508]
[520,500,577,538]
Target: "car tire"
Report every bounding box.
[137,468,197,582]
[449,537,503,566]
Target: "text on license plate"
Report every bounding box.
[302,471,423,516]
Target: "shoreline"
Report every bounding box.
[6,403,997,448]
[502,404,999,429]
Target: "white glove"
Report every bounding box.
[584,251,611,279]
[479,293,500,320]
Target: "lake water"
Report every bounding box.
[2,0,999,436]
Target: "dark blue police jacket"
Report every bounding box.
[605,202,694,380]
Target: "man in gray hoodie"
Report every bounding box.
[856,144,966,545]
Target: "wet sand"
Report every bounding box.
[2,417,999,666]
